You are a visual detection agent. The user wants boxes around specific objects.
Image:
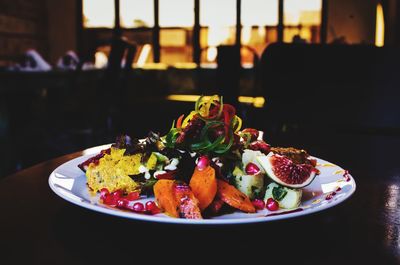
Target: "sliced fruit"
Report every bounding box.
[174,183,202,219]
[189,165,217,210]
[264,182,302,209]
[216,180,256,213]
[242,149,265,174]
[234,174,264,200]
[153,180,179,218]
[257,153,316,189]
[154,180,202,219]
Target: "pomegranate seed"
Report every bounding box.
[197,155,210,170]
[126,191,140,201]
[252,199,265,210]
[266,198,279,211]
[111,190,123,199]
[103,193,118,206]
[343,170,351,182]
[100,188,109,200]
[245,162,260,175]
[325,192,336,200]
[336,187,342,192]
[132,202,145,213]
[117,198,129,209]
[145,201,160,214]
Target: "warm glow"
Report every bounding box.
[200,0,236,27]
[137,44,152,67]
[120,0,154,28]
[166,94,265,108]
[94,51,108,68]
[207,47,218,62]
[284,0,321,26]
[159,0,194,27]
[83,0,115,28]
[241,0,278,26]
[375,3,385,47]
[207,27,232,46]
[241,26,252,45]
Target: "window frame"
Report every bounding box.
[79,0,327,65]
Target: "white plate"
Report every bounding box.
[49,144,356,225]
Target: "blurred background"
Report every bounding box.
[0,0,399,178]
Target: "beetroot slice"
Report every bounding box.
[77,148,111,172]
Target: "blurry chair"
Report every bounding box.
[258,43,400,135]
[216,45,241,107]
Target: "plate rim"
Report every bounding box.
[48,147,356,225]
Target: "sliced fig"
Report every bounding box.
[257,153,317,189]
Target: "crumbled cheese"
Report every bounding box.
[165,158,179,171]
[154,170,167,178]
[138,165,148,174]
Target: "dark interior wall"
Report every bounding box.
[46,0,77,64]
[327,0,378,44]
[0,0,48,67]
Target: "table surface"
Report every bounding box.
[1,131,400,265]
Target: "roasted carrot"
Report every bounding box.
[189,166,217,210]
[216,179,256,213]
[174,183,202,219]
[208,197,225,214]
[153,180,179,218]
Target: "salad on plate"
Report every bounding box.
[78,95,320,219]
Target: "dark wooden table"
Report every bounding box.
[1,130,400,265]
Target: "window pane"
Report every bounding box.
[284,0,322,26]
[241,26,277,64]
[284,26,320,43]
[241,0,278,26]
[160,29,193,64]
[122,31,154,65]
[83,0,115,28]
[200,0,236,27]
[200,27,236,63]
[159,0,194,27]
[120,0,154,28]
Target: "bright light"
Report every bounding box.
[284,0,321,26]
[207,47,218,62]
[83,0,115,28]
[200,0,236,27]
[375,3,385,47]
[241,0,278,26]
[207,27,232,46]
[94,51,108,68]
[159,0,194,27]
[137,44,152,67]
[241,26,252,45]
[120,0,154,28]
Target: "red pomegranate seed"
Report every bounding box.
[117,198,129,209]
[132,202,145,213]
[145,201,160,214]
[343,170,351,182]
[266,198,279,211]
[197,155,210,170]
[126,191,140,201]
[336,187,342,192]
[252,199,265,210]
[111,190,123,199]
[245,163,260,175]
[103,193,118,206]
[100,188,109,200]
